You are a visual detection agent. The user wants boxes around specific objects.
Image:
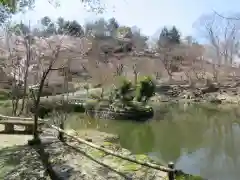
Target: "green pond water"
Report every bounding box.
[65,103,240,180]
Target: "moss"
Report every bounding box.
[119,162,141,172]
[112,157,123,164]
[89,149,106,158]
[110,155,142,172]
[134,154,149,162]
[102,141,113,147]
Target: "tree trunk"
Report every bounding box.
[20,36,31,115]
[19,68,29,115]
[58,122,64,141]
[33,77,45,140]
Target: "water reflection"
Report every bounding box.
[66,103,240,180]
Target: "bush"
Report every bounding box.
[118,76,132,96]
[115,76,135,102]
[72,104,85,112]
[135,76,156,103]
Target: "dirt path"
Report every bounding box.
[0,125,32,148]
[0,125,51,180]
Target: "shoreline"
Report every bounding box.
[0,126,204,180]
[0,127,169,180]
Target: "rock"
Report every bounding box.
[210,98,222,104]
[85,138,93,142]
[201,83,219,94]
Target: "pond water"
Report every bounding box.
[65,103,240,180]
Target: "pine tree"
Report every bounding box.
[158,26,181,47]
[168,26,180,44]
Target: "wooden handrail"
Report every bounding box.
[50,124,174,173]
[0,113,175,179]
[0,114,48,122]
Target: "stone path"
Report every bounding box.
[0,127,168,180]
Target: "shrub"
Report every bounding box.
[118,76,132,96]
[115,76,135,103]
[135,76,156,103]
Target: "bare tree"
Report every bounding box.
[20,34,33,114]
[194,13,240,82]
[16,34,90,144]
[0,27,33,116]
[9,55,22,115]
[157,45,184,81]
[181,43,206,86]
[51,60,71,141]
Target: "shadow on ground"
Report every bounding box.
[0,143,49,180]
[0,133,153,180]
[0,141,69,180]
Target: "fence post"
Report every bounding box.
[58,122,64,142]
[168,162,175,180]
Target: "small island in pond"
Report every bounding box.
[84,76,156,121]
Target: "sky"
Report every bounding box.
[11,0,240,40]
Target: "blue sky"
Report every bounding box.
[12,0,240,40]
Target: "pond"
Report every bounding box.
[65,103,240,180]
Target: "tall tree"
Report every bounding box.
[107,17,119,37]
[85,18,108,38]
[56,17,65,34]
[0,0,34,13]
[131,26,148,50]
[64,20,84,37]
[169,26,181,44]
[41,16,52,27]
[10,21,30,35]
[40,16,56,36]
[158,27,170,47]
[158,26,181,47]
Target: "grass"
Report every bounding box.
[0,89,10,101]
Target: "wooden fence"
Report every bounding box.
[0,114,176,180]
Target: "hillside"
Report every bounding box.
[0,34,239,91]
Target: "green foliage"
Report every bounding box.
[0,0,35,14]
[0,89,10,100]
[158,26,181,47]
[9,22,30,35]
[118,77,132,96]
[117,26,133,38]
[135,76,156,103]
[110,76,156,105]
[115,77,134,103]
[62,20,84,37]
[0,0,17,13]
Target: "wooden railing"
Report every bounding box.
[0,114,176,180]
